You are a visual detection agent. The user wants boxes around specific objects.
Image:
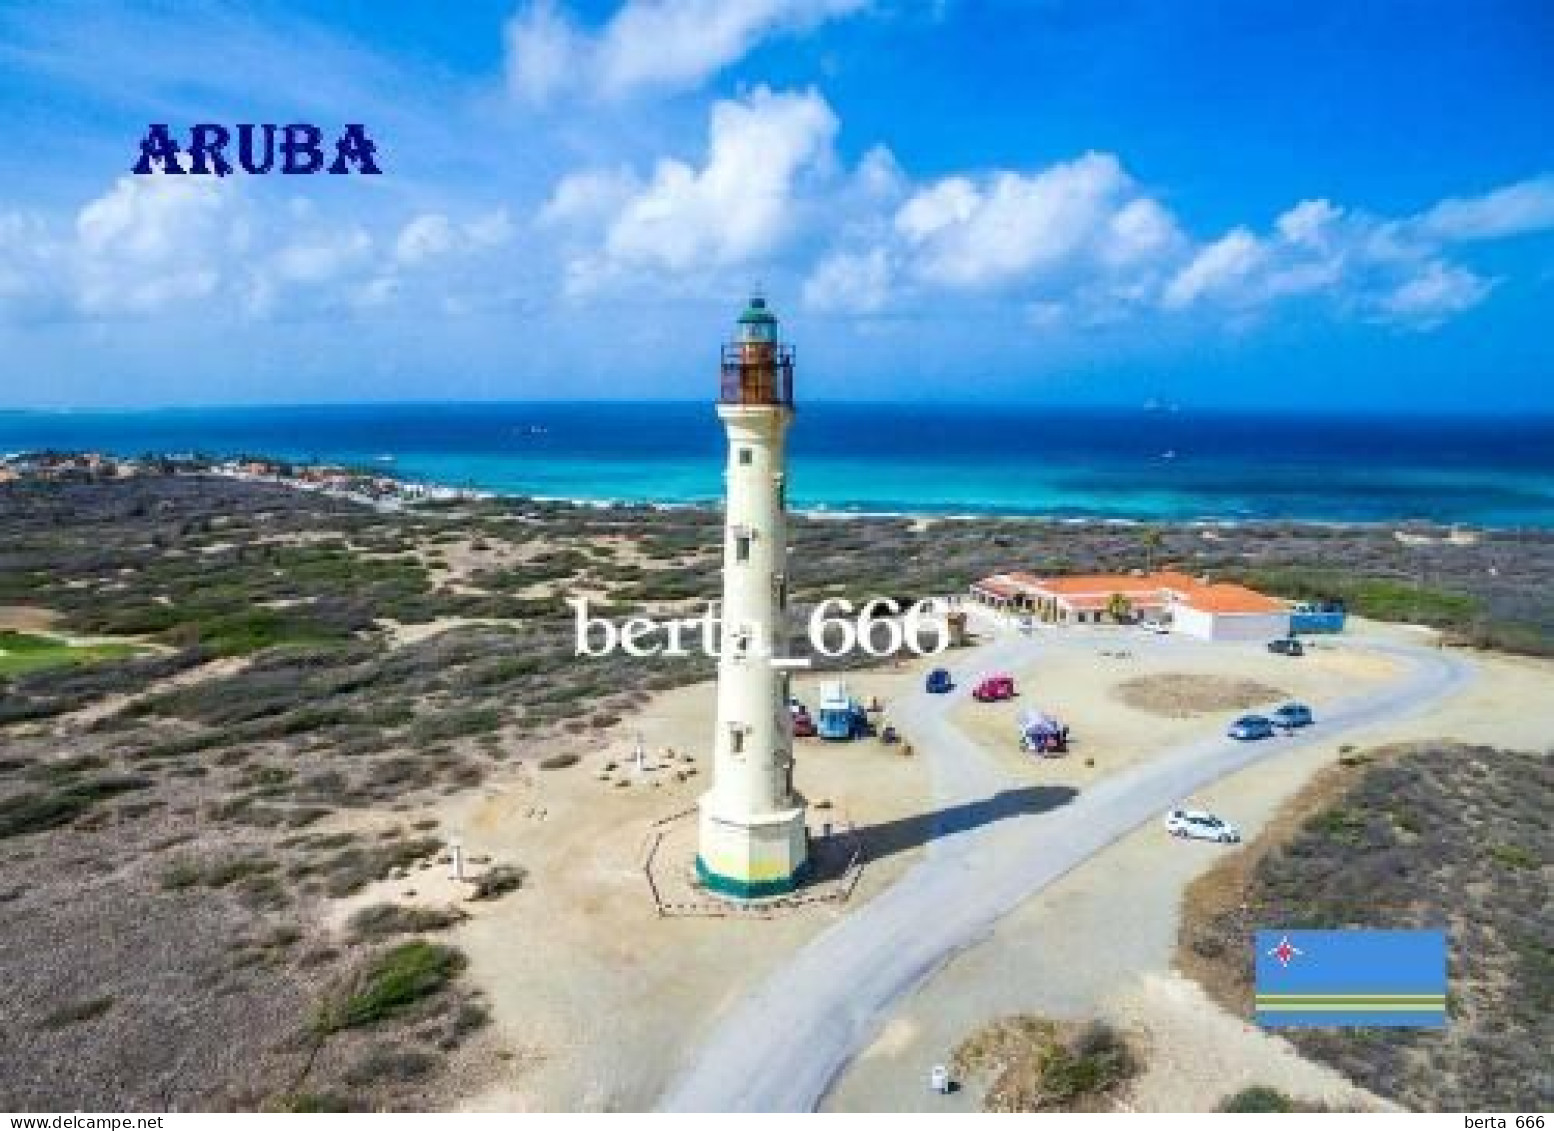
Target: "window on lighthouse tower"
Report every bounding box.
[735,533,751,562]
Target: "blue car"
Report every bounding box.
[925,668,953,694]
[1228,714,1275,740]
[1272,702,1314,729]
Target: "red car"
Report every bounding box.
[972,674,1016,702]
[791,709,817,738]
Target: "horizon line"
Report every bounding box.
[4,398,1553,420]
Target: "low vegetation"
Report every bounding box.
[1,472,1549,1110]
[0,632,142,677]
[0,774,152,838]
[1112,673,1285,718]
[1237,565,1552,656]
[347,902,465,940]
[468,864,525,901]
[315,941,467,1034]
[1217,1085,1299,1112]
[1178,740,1550,1110]
[951,1016,1138,1112]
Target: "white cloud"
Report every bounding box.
[538,169,639,227]
[1375,260,1493,327]
[803,148,1547,333]
[0,211,67,319]
[802,247,891,312]
[891,154,1155,288]
[396,209,515,265]
[504,0,868,104]
[503,0,587,105]
[1414,174,1554,243]
[558,86,838,287]
[270,229,373,285]
[395,214,457,265]
[74,176,240,315]
[1276,198,1342,247]
[0,174,525,325]
[1101,197,1185,267]
[1160,190,1514,327]
[466,208,517,248]
[853,145,907,202]
[1162,227,1263,309]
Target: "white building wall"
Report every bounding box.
[1172,604,1290,641]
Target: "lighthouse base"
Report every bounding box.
[695,801,809,900]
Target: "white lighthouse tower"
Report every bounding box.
[695,294,808,899]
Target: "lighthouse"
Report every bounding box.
[695,294,809,899]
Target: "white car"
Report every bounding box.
[1164,808,1242,843]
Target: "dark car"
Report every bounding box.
[1272,702,1314,729]
[1267,637,1305,657]
[925,668,953,694]
[1228,714,1276,740]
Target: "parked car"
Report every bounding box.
[1271,702,1314,729]
[1228,714,1276,740]
[791,709,817,738]
[1267,636,1305,657]
[972,674,1016,702]
[1164,808,1242,843]
[925,668,953,694]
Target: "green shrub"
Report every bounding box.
[1488,843,1538,870]
[0,775,152,838]
[348,902,463,940]
[469,864,526,901]
[1219,1085,1297,1112]
[316,941,465,1033]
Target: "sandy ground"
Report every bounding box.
[945,628,1402,789]
[0,604,59,632]
[344,615,1546,1112]
[328,657,940,1111]
[823,620,1552,1112]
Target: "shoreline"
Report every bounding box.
[5,448,1551,533]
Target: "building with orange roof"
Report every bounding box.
[967,569,1294,642]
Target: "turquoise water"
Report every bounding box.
[2,402,1551,528]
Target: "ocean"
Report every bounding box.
[2,403,1551,528]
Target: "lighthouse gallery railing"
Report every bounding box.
[719,344,795,407]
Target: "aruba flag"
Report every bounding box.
[1254,929,1447,1027]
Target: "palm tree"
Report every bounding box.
[1141,527,1165,574]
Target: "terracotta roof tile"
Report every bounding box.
[1180,584,1288,614]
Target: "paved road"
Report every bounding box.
[658,630,1473,1112]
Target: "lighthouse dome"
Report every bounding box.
[737,295,777,326]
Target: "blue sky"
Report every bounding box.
[0,0,1551,410]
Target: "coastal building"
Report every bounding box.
[969,570,1292,641]
[696,294,809,899]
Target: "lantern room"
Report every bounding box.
[720,293,794,407]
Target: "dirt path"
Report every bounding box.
[658,632,1473,1112]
